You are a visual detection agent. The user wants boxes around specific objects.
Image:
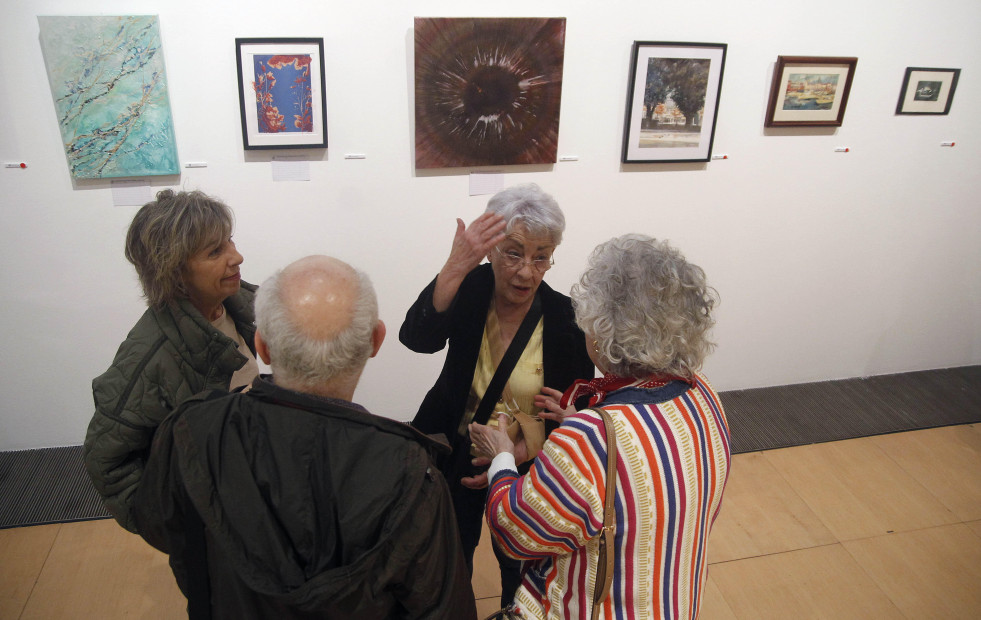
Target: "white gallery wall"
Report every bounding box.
[1,0,979,450]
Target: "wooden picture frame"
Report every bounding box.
[622,41,727,163]
[765,56,857,127]
[235,38,327,150]
[896,67,960,115]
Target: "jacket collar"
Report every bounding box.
[247,376,452,456]
[151,284,257,377]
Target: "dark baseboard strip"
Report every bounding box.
[720,365,981,454]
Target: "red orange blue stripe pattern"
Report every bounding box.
[486,374,730,619]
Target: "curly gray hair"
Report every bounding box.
[255,259,378,388]
[124,189,234,307]
[485,183,565,245]
[571,234,718,380]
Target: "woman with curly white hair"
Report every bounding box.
[471,234,731,620]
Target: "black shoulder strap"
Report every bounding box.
[472,293,543,426]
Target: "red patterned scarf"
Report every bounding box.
[560,372,691,408]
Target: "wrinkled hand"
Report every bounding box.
[444,212,507,279]
[535,386,578,423]
[469,414,514,459]
[433,213,508,312]
[461,414,531,489]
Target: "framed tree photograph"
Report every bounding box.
[622,41,727,163]
[235,38,327,150]
[896,67,960,115]
[765,56,857,127]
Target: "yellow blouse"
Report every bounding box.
[458,305,544,436]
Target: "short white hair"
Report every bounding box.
[255,264,378,388]
[485,183,565,245]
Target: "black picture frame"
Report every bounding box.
[235,37,327,150]
[621,41,727,164]
[896,67,960,115]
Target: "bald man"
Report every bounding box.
[135,256,477,620]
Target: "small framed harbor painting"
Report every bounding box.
[896,67,960,115]
[765,56,857,127]
[621,41,727,163]
[235,38,328,150]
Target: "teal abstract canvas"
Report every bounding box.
[38,15,179,179]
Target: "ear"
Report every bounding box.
[254,329,272,365]
[370,320,386,358]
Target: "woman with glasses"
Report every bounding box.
[400,183,595,605]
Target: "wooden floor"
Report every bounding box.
[2,424,980,619]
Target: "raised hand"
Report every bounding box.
[447,212,507,276]
[433,213,507,312]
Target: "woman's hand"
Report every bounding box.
[469,413,514,459]
[462,414,529,489]
[447,212,507,275]
[433,213,507,312]
[535,386,578,423]
[460,461,490,489]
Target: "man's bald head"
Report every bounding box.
[255,255,381,393]
[278,255,359,340]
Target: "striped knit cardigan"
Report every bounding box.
[485,374,730,620]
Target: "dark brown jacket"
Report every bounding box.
[135,377,476,620]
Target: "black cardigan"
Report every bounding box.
[400,264,595,446]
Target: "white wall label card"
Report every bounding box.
[111,179,152,206]
[272,156,310,182]
[469,171,504,196]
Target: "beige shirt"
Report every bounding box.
[212,308,260,390]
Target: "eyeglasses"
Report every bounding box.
[494,247,554,273]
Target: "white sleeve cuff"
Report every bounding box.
[489,452,518,482]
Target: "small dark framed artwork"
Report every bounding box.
[896,67,960,115]
[235,38,327,150]
[765,56,857,127]
[621,41,727,163]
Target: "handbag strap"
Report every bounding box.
[472,293,542,426]
[587,407,617,620]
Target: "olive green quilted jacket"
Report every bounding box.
[84,283,256,532]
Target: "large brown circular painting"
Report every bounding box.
[414,18,566,169]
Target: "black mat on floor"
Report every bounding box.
[722,365,981,454]
[0,445,111,529]
[2,366,979,528]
